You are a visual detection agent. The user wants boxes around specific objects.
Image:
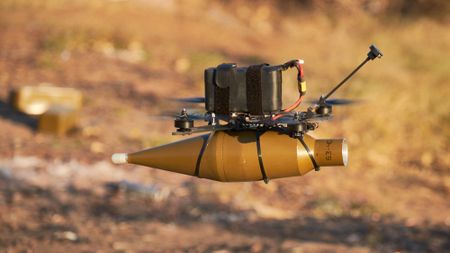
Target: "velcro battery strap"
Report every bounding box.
[214,85,229,115]
[214,64,235,115]
[246,64,266,115]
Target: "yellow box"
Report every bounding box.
[38,106,79,136]
[11,85,83,115]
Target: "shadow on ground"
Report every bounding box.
[0,100,37,130]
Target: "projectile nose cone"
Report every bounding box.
[112,153,128,164]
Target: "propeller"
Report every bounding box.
[171,97,205,103]
[149,108,206,121]
[307,98,360,106]
[275,111,332,123]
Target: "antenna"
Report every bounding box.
[321,44,383,102]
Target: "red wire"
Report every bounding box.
[272,61,305,121]
[297,63,304,78]
[272,95,303,121]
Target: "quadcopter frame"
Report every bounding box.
[173,45,382,139]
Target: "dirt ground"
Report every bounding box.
[0,0,449,252]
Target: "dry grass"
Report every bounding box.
[0,0,449,251]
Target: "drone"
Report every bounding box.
[112,45,383,183]
[173,45,382,137]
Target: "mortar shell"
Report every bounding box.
[112,131,347,182]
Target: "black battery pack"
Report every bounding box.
[204,63,282,115]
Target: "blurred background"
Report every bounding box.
[0,0,449,252]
